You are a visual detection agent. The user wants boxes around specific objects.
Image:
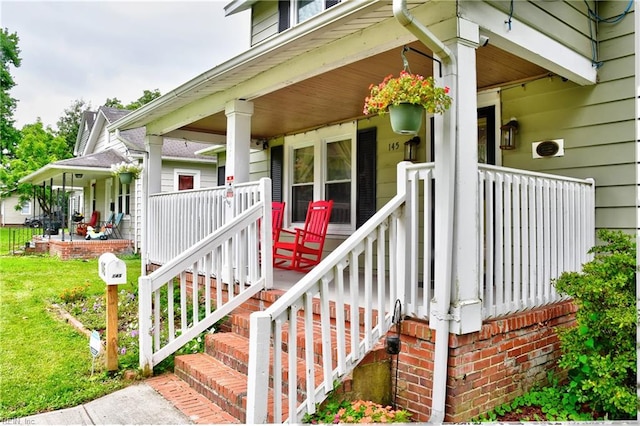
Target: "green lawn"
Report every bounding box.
[0,227,142,419]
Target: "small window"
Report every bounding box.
[117,184,131,215]
[174,169,201,191]
[280,0,340,31]
[20,202,31,215]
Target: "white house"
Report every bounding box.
[31,0,640,422]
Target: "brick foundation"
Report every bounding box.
[393,300,577,422]
[27,237,134,260]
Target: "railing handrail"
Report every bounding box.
[148,180,262,199]
[479,164,595,185]
[145,203,264,290]
[262,193,405,319]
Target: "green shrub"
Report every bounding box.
[553,230,637,419]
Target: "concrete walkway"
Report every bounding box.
[20,382,192,425]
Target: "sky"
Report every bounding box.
[1,1,251,130]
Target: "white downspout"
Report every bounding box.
[392,0,457,423]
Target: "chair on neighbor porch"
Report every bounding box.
[76,211,99,236]
[273,200,333,272]
[103,212,124,239]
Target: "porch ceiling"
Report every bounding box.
[181,41,548,140]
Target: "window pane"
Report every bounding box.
[326,182,350,223]
[326,139,351,181]
[179,175,194,190]
[297,0,323,23]
[292,185,313,222]
[21,202,31,215]
[293,146,314,184]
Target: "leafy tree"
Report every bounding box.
[124,89,161,110]
[0,28,22,159]
[0,120,71,213]
[104,89,160,111]
[104,97,124,109]
[553,230,637,419]
[56,99,90,154]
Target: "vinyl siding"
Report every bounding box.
[483,0,593,58]
[501,1,636,232]
[251,1,279,45]
[159,161,218,193]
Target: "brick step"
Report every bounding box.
[204,331,326,394]
[146,373,241,424]
[229,303,381,340]
[174,352,296,423]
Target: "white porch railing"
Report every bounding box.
[147,180,269,265]
[138,178,272,372]
[478,165,595,319]
[245,163,595,422]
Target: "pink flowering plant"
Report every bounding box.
[303,399,412,424]
[363,71,451,116]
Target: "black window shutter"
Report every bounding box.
[356,128,377,228]
[278,1,291,32]
[217,166,225,187]
[270,145,284,203]
[326,0,340,8]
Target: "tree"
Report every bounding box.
[104,89,161,111]
[0,28,22,159]
[56,99,90,154]
[0,120,71,213]
[124,89,161,110]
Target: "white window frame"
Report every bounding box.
[20,202,31,215]
[173,169,201,191]
[284,122,356,235]
[477,89,502,167]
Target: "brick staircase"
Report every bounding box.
[147,288,386,424]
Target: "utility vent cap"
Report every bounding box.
[532,139,564,159]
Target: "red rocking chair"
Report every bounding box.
[271,201,285,242]
[273,200,333,272]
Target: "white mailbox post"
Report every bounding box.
[98,253,127,371]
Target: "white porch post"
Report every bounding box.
[145,135,163,195]
[445,21,483,335]
[225,100,253,185]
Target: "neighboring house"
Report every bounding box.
[0,193,32,226]
[19,106,219,257]
[106,0,637,422]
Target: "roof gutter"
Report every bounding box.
[393,0,456,423]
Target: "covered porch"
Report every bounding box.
[108,1,598,422]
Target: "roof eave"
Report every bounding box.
[106,0,384,133]
[224,0,256,16]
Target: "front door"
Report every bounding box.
[477,106,496,165]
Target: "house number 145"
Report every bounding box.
[388,142,400,151]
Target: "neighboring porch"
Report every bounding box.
[138,162,594,422]
[21,233,134,260]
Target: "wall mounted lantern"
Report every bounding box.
[404,136,420,162]
[500,117,519,150]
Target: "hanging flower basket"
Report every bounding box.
[118,172,133,184]
[111,161,143,184]
[363,71,452,135]
[389,103,424,135]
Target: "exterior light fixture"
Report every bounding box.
[403,136,420,162]
[74,173,83,179]
[500,117,519,150]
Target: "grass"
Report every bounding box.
[0,227,143,420]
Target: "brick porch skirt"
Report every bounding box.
[392,300,577,422]
[26,237,134,260]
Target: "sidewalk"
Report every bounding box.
[19,382,192,425]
